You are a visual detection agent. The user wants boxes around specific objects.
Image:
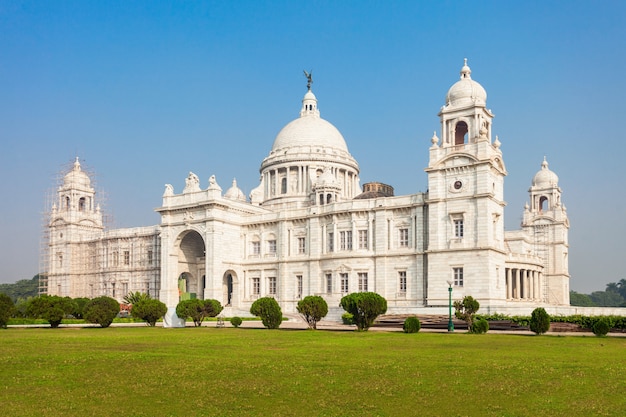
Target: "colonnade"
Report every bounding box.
[505,267,543,301]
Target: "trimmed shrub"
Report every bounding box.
[341,312,354,325]
[250,297,282,329]
[339,292,387,331]
[0,293,15,329]
[71,297,90,319]
[471,318,489,334]
[123,291,151,305]
[297,295,328,329]
[203,299,224,318]
[454,296,480,331]
[593,317,610,337]
[132,298,167,326]
[530,307,551,335]
[25,295,77,328]
[176,299,206,327]
[403,316,421,333]
[230,316,243,328]
[83,296,120,328]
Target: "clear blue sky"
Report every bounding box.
[1,0,624,293]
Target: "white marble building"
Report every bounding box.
[44,60,570,324]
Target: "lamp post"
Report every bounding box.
[446,280,454,332]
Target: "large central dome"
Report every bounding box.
[270,90,349,153]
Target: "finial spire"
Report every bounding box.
[303,70,313,91]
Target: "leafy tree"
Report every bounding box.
[26,295,77,328]
[454,296,480,331]
[176,298,223,327]
[250,297,282,329]
[529,307,551,335]
[339,292,387,331]
[589,291,624,307]
[569,291,595,307]
[618,279,626,299]
[83,296,120,328]
[72,297,90,319]
[13,297,34,318]
[0,275,40,302]
[297,295,328,329]
[606,282,620,294]
[0,293,15,328]
[123,291,151,305]
[131,298,167,326]
[403,316,421,333]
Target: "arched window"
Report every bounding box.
[65,196,70,210]
[455,121,468,145]
[78,197,86,211]
[319,194,324,205]
[327,194,332,204]
[281,178,287,194]
[539,196,549,212]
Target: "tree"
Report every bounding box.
[176,298,223,327]
[131,298,167,326]
[589,291,624,307]
[26,295,76,328]
[618,279,626,299]
[250,297,282,329]
[339,292,387,331]
[123,291,151,305]
[83,296,120,328]
[72,297,90,319]
[0,293,15,328]
[592,317,611,337]
[529,307,550,335]
[454,296,480,331]
[297,295,328,329]
[0,275,40,302]
[569,291,595,307]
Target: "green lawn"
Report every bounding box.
[1,328,624,417]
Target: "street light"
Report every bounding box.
[446,280,454,332]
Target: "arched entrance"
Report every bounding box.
[222,270,238,307]
[176,230,206,300]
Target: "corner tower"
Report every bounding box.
[522,158,570,305]
[425,59,508,306]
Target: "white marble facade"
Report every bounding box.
[45,60,570,324]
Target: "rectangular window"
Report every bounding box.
[298,237,306,254]
[399,228,409,247]
[340,273,349,293]
[358,272,368,292]
[326,273,332,294]
[121,282,128,297]
[111,282,116,298]
[147,250,153,265]
[113,251,119,266]
[252,241,260,255]
[268,240,277,254]
[399,271,407,293]
[268,277,277,295]
[358,230,368,249]
[296,275,303,299]
[454,267,464,287]
[454,219,464,238]
[252,277,260,295]
[340,231,353,250]
[327,232,334,252]
[124,251,130,265]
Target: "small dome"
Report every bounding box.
[224,178,246,202]
[446,58,487,107]
[532,158,559,187]
[270,89,349,153]
[314,169,341,189]
[63,158,91,189]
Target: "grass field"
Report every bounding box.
[1,327,625,417]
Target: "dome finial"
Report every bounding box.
[542,156,548,169]
[74,156,81,171]
[460,58,471,79]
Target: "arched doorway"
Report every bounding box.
[223,271,238,307]
[176,230,206,300]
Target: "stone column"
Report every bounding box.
[506,268,512,299]
[514,269,520,299]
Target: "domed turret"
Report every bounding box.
[445,58,487,107]
[224,178,247,202]
[532,157,559,188]
[63,157,91,190]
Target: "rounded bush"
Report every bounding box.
[0,293,15,329]
[230,316,243,328]
[530,307,551,335]
[83,296,120,328]
[340,292,387,331]
[250,297,282,329]
[297,295,328,329]
[26,295,76,328]
[471,318,489,334]
[341,313,354,325]
[593,317,610,337]
[132,298,167,326]
[403,316,421,333]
